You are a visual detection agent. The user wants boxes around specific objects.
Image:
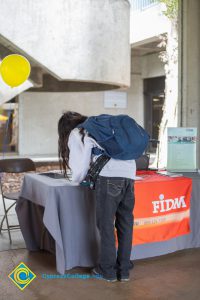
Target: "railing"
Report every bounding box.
[129,0,159,11]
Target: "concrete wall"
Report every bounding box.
[141,53,165,78]
[130,2,170,45]
[130,54,143,123]
[18,53,163,156]
[0,0,130,89]
[18,86,143,155]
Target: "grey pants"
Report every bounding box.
[95,176,135,278]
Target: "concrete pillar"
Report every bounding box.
[179,0,200,167]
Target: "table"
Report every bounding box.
[16,172,200,274]
[16,174,99,274]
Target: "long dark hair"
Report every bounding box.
[58,111,87,177]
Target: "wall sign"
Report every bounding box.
[167,127,197,172]
[104,91,127,108]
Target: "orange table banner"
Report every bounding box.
[133,171,192,245]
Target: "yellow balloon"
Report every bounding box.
[0,54,31,87]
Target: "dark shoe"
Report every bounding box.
[92,268,117,282]
[118,276,130,282]
[117,272,130,282]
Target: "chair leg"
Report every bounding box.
[0,215,6,232]
[0,201,16,233]
[1,196,12,244]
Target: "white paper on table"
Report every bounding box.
[134,176,143,180]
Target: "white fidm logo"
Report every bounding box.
[152,194,187,214]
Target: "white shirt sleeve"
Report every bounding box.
[68,129,94,183]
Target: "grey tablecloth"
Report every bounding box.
[16,174,100,274]
[16,173,200,274]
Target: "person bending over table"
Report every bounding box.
[58,111,136,282]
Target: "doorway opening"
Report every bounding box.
[144,76,165,152]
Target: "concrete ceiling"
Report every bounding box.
[131,39,166,56]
